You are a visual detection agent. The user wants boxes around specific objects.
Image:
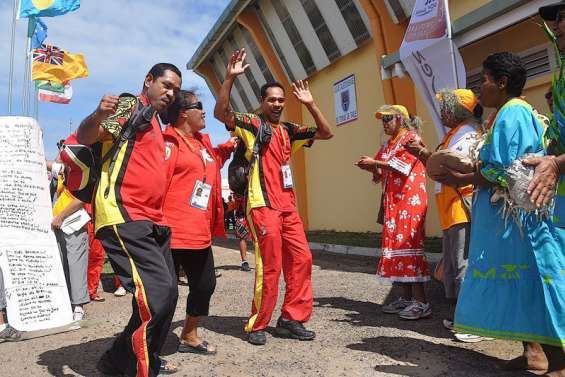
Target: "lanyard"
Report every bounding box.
[174,128,208,183]
[272,124,290,163]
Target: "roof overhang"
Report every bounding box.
[186,0,253,71]
[381,0,557,79]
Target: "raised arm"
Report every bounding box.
[76,95,119,145]
[213,49,249,127]
[292,80,333,140]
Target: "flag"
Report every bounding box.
[399,0,466,139]
[38,82,72,104]
[32,44,88,83]
[28,18,48,49]
[18,0,80,19]
[35,79,65,93]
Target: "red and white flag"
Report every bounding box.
[38,81,72,104]
[399,0,466,139]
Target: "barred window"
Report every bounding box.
[239,25,276,85]
[218,48,252,111]
[228,35,261,102]
[335,0,370,45]
[254,4,296,82]
[300,0,341,62]
[271,0,316,75]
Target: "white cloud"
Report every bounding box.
[0,0,232,160]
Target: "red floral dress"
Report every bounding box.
[374,130,430,283]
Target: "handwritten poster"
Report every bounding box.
[0,116,73,331]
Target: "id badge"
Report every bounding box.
[282,164,293,189]
[190,180,212,210]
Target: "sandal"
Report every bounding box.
[159,359,178,375]
[178,340,217,355]
[91,295,105,302]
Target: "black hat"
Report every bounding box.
[539,1,565,21]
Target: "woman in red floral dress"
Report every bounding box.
[356,104,430,320]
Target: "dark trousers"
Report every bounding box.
[98,221,178,377]
[172,247,216,317]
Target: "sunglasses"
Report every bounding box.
[556,11,565,24]
[546,92,553,100]
[381,114,396,123]
[183,101,203,111]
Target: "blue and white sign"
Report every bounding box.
[333,74,358,127]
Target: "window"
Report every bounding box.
[218,48,252,111]
[255,4,296,82]
[335,0,370,45]
[300,0,341,62]
[239,25,276,85]
[228,35,261,102]
[271,0,316,75]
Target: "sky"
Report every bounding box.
[0,0,232,165]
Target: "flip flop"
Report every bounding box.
[159,359,178,375]
[91,295,105,302]
[178,340,217,355]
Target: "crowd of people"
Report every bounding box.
[0,2,564,377]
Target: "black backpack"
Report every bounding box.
[228,116,271,196]
[61,93,155,203]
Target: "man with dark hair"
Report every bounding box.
[77,63,181,377]
[214,49,333,346]
[260,82,285,100]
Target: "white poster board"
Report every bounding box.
[0,116,73,331]
[333,74,358,127]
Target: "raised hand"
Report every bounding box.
[94,95,119,120]
[226,49,249,78]
[292,80,314,105]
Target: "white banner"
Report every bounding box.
[399,0,466,139]
[333,74,358,127]
[0,116,73,331]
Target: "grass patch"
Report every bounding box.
[306,230,443,253]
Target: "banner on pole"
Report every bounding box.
[0,117,73,331]
[399,0,466,139]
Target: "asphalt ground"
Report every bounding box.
[0,238,532,377]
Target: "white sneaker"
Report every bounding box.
[443,319,455,331]
[114,286,127,297]
[398,301,432,320]
[382,297,411,314]
[73,306,85,322]
[454,333,494,343]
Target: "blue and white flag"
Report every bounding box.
[28,18,48,49]
[18,0,80,19]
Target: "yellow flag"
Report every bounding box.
[32,45,89,83]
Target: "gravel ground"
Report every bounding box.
[0,239,535,377]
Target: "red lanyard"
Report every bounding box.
[272,124,290,163]
[175,128,208,183]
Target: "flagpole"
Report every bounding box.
[444,0,459,88]
[22,29,31,116]
[8,0,18,115]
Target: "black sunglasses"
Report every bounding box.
[183,101,203,111]
[556,10,565,24]
[381,114,395,123]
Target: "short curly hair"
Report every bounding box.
[482,52,527,97]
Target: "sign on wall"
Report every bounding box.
[333,74,358,126]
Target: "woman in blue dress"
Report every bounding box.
[437,52,565,376]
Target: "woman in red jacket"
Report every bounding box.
[163,90,235,355]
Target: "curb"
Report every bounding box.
[225,234,441,262]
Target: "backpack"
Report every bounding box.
[59,93,155,203]
[228,116,271,196]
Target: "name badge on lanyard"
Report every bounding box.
[190,180,212,210]
[282,164,293,189]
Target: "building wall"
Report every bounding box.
[301,41,386,233]
[449,0,493,20]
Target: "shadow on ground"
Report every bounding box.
[347,336,535,377]
[170,315,248,341]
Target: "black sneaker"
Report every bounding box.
[247,330,267,345]
[275,317,315,341]
[96,353,124,376]
[241,261,251,271]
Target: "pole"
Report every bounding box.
[8,0,18,115]
[22,27,32,116]
[444,0,459,88]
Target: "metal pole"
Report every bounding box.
[22,32,32,116]
[444,0,460,88]
[8,0,18,115]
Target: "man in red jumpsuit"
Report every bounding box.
[214,49,333,345]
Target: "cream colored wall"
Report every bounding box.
[301,42,385,233]
[449,0,492,21]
